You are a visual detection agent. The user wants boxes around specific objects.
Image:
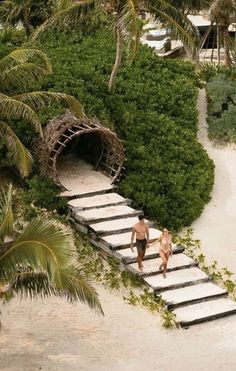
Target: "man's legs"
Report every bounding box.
[140,248,146,267]
[136,240,146,271]
[137,251,143,271]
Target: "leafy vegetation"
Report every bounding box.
[22,175,67,213]
[31,0,199,91]
[75,233,178,328]
[0,46,82,177]
[0,185,103,316]
[176,228,236,299]
[34,27,214,230]
[207,73,236,143]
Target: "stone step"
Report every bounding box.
[68,193,129,210]
[100,228,162,250]
[144,267,209,293]
[116,243,184,264]
[88,217,153,236]
[60,184,115,199]
[128,253,197,277]
[74,205,141,224]
[173,298,236,327]
[160,282,228,310]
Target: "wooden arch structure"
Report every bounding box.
[38,112,125,188]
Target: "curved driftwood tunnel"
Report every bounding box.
[38,112,125,189]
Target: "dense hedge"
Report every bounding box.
[207,74,236,143]
[34,28,214,230]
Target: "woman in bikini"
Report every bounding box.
[157,228,172,278]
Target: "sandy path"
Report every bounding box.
[192,89,236,274]
[1,284,236,371]
[1,89,236,371]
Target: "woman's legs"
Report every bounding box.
[159,250,170,277]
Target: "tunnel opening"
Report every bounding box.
[38,112,124,189]
[60,132,104,169]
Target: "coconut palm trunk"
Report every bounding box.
[222,25,232,66]
[108,26,124,92]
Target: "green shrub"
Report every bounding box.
[0,27,26,48]
[32,26,214,230]
[207,75,236,143]
[22,175,67,211]
[197,63,230,83]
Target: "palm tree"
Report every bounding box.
[166,0,210,16]
[209,0,236,66]
[0,184,103,315]
[32,0,200,91]
[0,48,83,177]
[0,0,55,36]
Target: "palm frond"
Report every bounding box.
[1,63,52,92]
[0,184,13,242]
[210,0,236,22]
[0,48,52,76]
[13,91,83,117]
[32,0,95,40]
[59,265,103,314]
[0,216,76,283]
[2,265,103,313]
[146,0,200,55]
[0,1,23,25]
[10,269,56,299]
[117,0,140,61]
[0,93,42,135]
[0,122,33,177]
[0,215,103,313]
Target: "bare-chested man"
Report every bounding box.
[130,215,149,271]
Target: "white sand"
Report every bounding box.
[192,89,236,273]
[1,89,236,371]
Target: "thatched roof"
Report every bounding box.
[38,112,124,188]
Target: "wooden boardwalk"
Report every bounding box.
[61,168,236,327]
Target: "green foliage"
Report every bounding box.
[0,26,26,48]
[75,234,178,327]
[32,27,214,230]
[0,0,55,36]
[22,175,67,212]
[207,74,236,143]
[177,228,236,300]
[197,63,230,84]
[123,289,179,328]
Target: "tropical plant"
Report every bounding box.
[0,184,103,314]
[209,0,236,66]
[167,0,210,15]
[0,47,82,177]
[36,28,214,230]
[207,73,236,143]
[32,0,199,91]
[0,0,56,36]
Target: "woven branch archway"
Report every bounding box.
[38,112,125,188]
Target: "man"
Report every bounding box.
[130,215,149,271]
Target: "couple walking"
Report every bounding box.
[130,215,172,278]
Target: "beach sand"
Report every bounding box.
[1,89,236,371]
[192,89,236,274]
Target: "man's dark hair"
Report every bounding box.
[138,214,144,220]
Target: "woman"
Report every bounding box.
[157,228,172,278]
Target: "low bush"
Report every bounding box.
[207,75,236,143]
[32,26,214,230]
[22,175,67,211]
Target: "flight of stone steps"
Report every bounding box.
[62,184,236,327]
